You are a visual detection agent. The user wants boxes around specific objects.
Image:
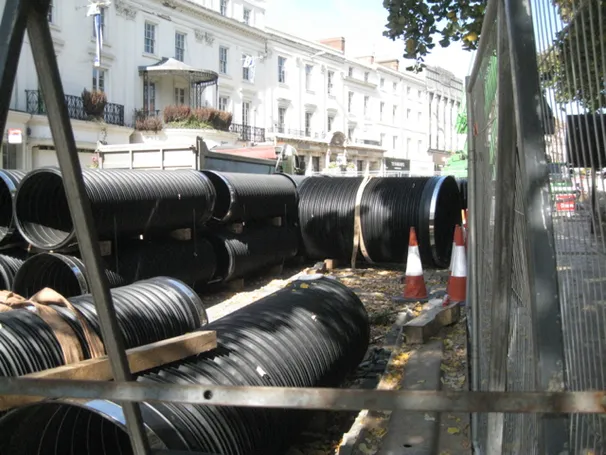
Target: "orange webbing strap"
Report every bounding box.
[0,288,106,364]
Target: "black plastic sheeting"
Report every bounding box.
[13,168,216,250]
[0,275,369,455]
[0,251,26,290]
[12,237,217,298]
[0,277,205,376]
[298,176,462,268]
[298,176,364,260]
[208,226,298,282]
[0,169,26,246]
[360,176,462,267]
[202,171,298,223]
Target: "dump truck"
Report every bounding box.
[97,136,304,175]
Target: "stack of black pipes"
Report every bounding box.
[297,175,463,268]
[0,275,370,455]
[202,171,299,282]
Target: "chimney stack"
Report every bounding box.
[318,37,346,53]
[377,59,400,71]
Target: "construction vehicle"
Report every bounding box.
[97,136,305,175]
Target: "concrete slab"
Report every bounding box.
[377,340,444,455]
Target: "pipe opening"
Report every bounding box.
[12,253,87,298]
[0,403,133,455]
[0,180,13,241]
[14,171,73,249]
[207,235,231,281]
[203,172,232,221]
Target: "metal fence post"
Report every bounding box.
[486,2,518,452]
[503,0,569,452]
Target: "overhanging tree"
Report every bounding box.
[383,0,605,110]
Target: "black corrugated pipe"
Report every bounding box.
[208,226,298,282]
[0,250,26,290]
[298,176,462,268]
[13,168,216,250]
[0,169,26,246]
[202,171,297,223]
[456,178,468,210]
[298,176,365,260]
[0,275,369,455]
[279,173,309,189]
[360,176,462,268]
[0,277,205,376]
[12,237,217,298]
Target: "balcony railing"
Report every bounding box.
[26,90,125,126]
[268,127,325,140]
[229,123,266,142]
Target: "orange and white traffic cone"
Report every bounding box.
[446,225,467,303]
[401,227,429,302]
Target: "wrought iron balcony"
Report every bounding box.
[230,123,266,142]
[268,127,325,139]
[25,90,125,126]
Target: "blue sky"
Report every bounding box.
[265,0,475,79]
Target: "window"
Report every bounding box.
[220,0,228,16]
[364,72,369,82]
[348,92,353,112]
[380,102,385,121]
[418,89,422,99]
[363,96,369,116]
[92,68,106,92]
[406,86,411,96]
[243,8,251,24]
[144,83,156,112]
[393,81,397,91]
[305,65,313,91]
[348,67,353,77]
[418,140,423,153]
[305,112,313,136]
[407,108,411,119]
[1,143,18,169]
[327,71,334,96]
[242,101,251,126]
[407,138,411,154]
[144,22,156,54]
[392,105,397,123]
[327,115,334,132]
[278,56,286,83]
[278,107,286,132]
[393,136,398,149]
[348,126,354,140]
[48,1,54,23]
[174,87,186,105]
[380,133,385,146]
[380,78,385,88]
[242,54,251,81]
[175,32,185,61]
[219,46,228,74]
[218,96,229,111]
[92,7,106,38]
[312,156,320,172]
[417,111,422,123]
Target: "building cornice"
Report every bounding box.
[267,29,346,65]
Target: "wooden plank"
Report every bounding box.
[404,303,460,344]
[324,259,340,271]
[169,228,192,241]
[0,331,216,411]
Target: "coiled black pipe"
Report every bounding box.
[298,176,364,260]
[202,171,297,223]
[208,226,298,282]
[456,178,468,210]
[0,251,26,290]
[0,277,206,376]
[12,237,217,298]
[360,176,462,267]
[0,275,369,455]
[0,169,26,246]
[14,168,216,250]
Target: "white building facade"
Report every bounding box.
[1,0,463,174]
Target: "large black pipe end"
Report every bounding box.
[0,170,26,246]
[13,168,74,250]
[419,176,463,268]
[0,251,26,291]
[12,252,126,298]
[202,170,235,222]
